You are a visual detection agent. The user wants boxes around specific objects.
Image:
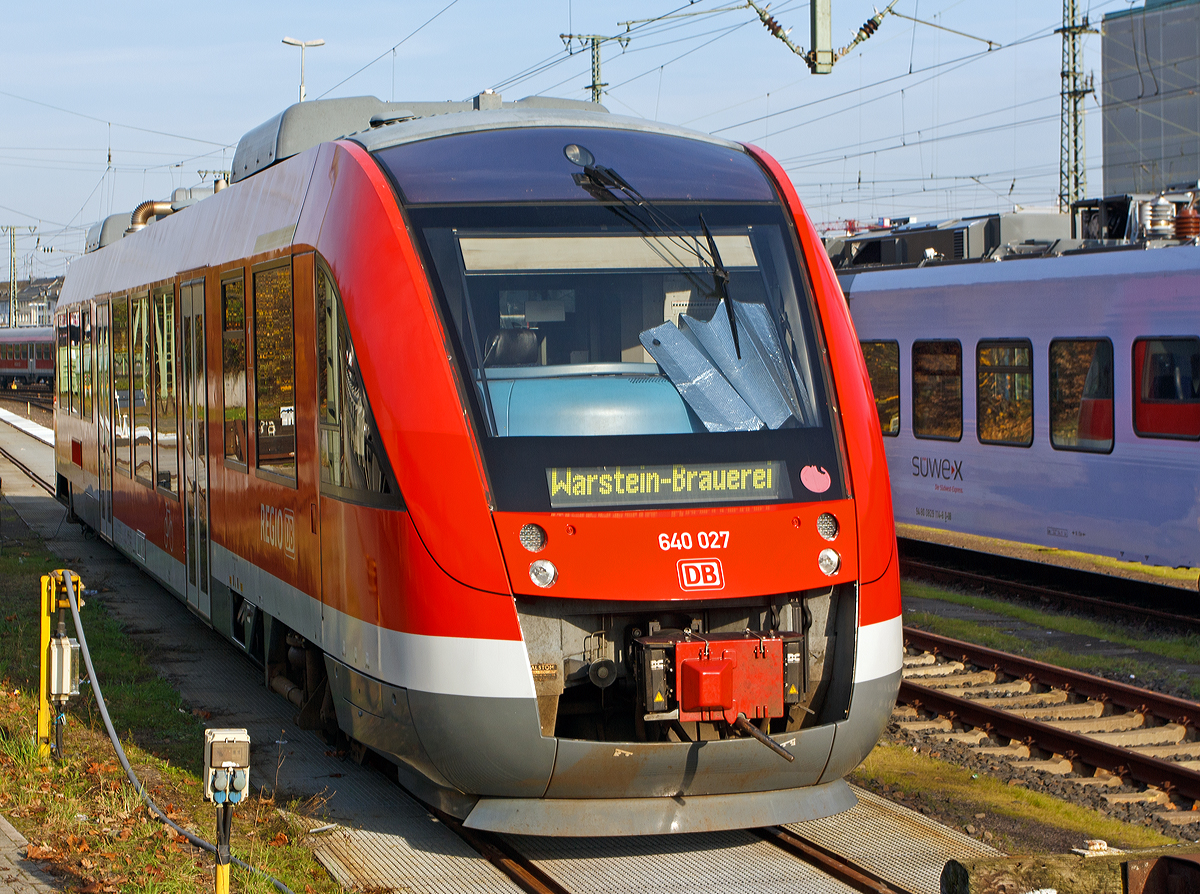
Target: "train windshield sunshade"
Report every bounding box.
[416,217,824,439]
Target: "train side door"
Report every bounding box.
[181,279,211,618]
[96,300,113,541]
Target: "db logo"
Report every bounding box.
[677,558,724,591]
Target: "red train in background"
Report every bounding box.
[54,93,900,835]
[0,326,54,388]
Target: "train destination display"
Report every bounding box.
[546,460,785,508]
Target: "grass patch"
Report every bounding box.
[903,579,1200,665]
[852,743,1178,853]
[0,499,338,892]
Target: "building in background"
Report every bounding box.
[1103,0,1200,195]
[0,277,62,327]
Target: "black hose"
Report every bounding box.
[63,574,296,894]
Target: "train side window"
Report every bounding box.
[56,315,68,409]
[82,309,93,419]
[222,275,248,468]
[132,292,153,485]
[860,340,900,436]
[317,261,403,506]
[112,296,131,477]
[153,286,178,495]
[69,310,81,415]
[1050,338,1113,453]
[1133,337,1200,439]
[912,340,962,440]
[977,339,1033,447]
[254,262,296,481]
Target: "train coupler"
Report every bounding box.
[633,630,804,729]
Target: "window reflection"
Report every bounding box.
[132,293,153,484]
[222,277,248,465]
[154,288,178,493]
[977,340,1032,446]
[912,341,962,440]
[112,298,131,477]
[1051,339,1112,452]
[1134,337,1200,439]
[254,264,295,478]
[861,340,899,435]
[317,263,401,505]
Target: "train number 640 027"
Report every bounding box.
[658,531,730,551]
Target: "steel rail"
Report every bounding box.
[428,807,573,894]
[900,555,1200,635]
[897,679,1200,802]
[0,442,54,495]
[754,826,920,894]
[904,627,1200,727]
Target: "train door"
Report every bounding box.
[181,280,211,618]
[96,300,113,541]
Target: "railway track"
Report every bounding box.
[1,387,54,412]
[898,628,1200,822]
[899,538,1200,622]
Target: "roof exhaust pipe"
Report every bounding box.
[126,201,174,234]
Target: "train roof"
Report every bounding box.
[838,240,1200,295]
[0,326,53,342]
[233,92,745,184]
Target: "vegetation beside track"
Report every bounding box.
[903,581,1200,699]
[852,743,1178,854]
[0,498,338,893]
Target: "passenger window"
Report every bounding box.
[254,263,296,480]
[69,310,81,415]
[153,287,178,494]
[222,276,248,466]
[860,340,900,436]
[112,297,131,476]
[132,292,153,485]
[56,315,68,409]
[82,310,92,419]
[912,340,962,440]
[977,340,1033,447]
[1133,337,1200,438]
[1050,339,1112,452]
[317,262,402,505]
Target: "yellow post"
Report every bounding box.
[36,573,53,759]
[214,862,230,894]
[36,569,85,760]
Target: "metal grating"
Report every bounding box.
[314,826,521,894]
[503,829,861,894]
[789,786,1003,894]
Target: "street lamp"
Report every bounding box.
[281,36,325,102]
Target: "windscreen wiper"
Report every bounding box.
[700,213,741,360]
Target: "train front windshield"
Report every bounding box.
[376,127,844,511]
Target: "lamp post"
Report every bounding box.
[281,36,325,102]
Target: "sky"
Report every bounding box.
[1,0,1123,283]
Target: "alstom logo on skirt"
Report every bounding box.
[912,456,963,480]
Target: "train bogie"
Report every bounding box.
[55,95,900,835]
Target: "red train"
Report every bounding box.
[0,325,54,388]
[55,94,900,835]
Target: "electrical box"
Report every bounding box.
[48,636,81,700]
[203,728,251,804]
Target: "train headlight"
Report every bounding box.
[529,560,559,588]
[816,513,839,541]
[817,548,841,576]
[519,523,548,553]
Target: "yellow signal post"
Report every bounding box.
[36,569,85,760]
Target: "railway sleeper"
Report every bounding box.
[902,661,965,678]
[1049,712,1147,734]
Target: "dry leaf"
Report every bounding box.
[25,844,56,860]
[267,832,289,847]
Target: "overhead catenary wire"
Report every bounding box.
[62,574,296,894]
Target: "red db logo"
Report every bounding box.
[677,558,724,591]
